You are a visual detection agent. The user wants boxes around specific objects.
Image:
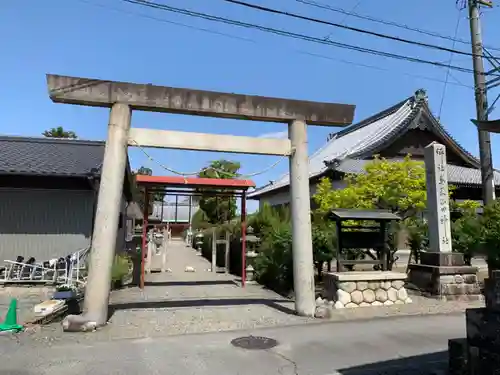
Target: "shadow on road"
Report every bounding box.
[108,297,297,319]
[334,351,448,374]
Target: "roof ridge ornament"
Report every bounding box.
[324,158,341,168]
[414,89,428,102]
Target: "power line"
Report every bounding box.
[323,0,363,41]
[438,11,464,118]
[80,0,475,89]
[77,0,255,42]
[77,0,473,88]
[221,0,498,59]
[120,0,498,77]
[296,0,500,53]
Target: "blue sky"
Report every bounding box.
[2,0,500,212]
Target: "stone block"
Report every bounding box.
[314,305,331,319]
[475,348,500,375]
[334,301,344,309]
[464,274,478,284]
[351,290,363,304]
[484,272,500,311]
[336,289,351,305]
[357,281,368,291]
[420,251,465,267]
[381,281,392,290]
[448,338,468,375]
[392,280,405,289]
[326,271,407,282]
[408,263,480,299]
[440,275,456,284]
[441,283,467,296]
[397,288,408,300]
[375,289,388,302]
[362,289,375,303]
[338,281,356,293]
[387,287,398,302]
[466,308,500,348]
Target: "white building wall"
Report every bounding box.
[258,179,347,208]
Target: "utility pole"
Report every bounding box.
[468,0,496,205]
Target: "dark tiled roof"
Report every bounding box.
[248,90,486,198]
[0,136,105,177]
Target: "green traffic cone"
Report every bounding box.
[0,298,23,332]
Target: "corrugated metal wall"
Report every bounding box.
[0,189,94,262]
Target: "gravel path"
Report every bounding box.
[0,239,487,345]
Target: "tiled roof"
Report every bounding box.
[248,91,486,199]
[0,136,105,177]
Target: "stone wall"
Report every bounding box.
[322,272,412,310]
[408,265,482,301]
[408,252,482,301]
[438,273,482,300]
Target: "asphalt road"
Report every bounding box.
[0,313,465,375]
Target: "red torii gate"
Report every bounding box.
[135,175,255,289]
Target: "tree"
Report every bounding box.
[313,154,480,269]
[197,159,241,224]
[137,166,153,176]
[42,126,78,139]
[314,155,427,219]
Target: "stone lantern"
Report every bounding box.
[194,231,204,254]
[243,226,260,283]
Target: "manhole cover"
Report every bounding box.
[231,335,279,350]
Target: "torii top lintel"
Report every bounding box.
[46,74,355,126]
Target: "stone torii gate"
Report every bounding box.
[46,74,355,327]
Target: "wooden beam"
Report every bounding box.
[471,119,500,133]
[128,128,292,156]
[46,74,355,126]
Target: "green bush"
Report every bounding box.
[248,203,291,236]
[312,222,336,279]
[481,201,500,270]
[254,222,294,295]
[452,211,482,265]
[111,254,132,283]
[405,217,428,264]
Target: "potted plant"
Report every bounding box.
[53,284,78,300]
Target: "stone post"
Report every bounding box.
[81,103,131,327]
[211,228,217,273]
[288,119,315,317]
[425,142,452,253]
[408,142,480,300]
[449,270,500,374]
